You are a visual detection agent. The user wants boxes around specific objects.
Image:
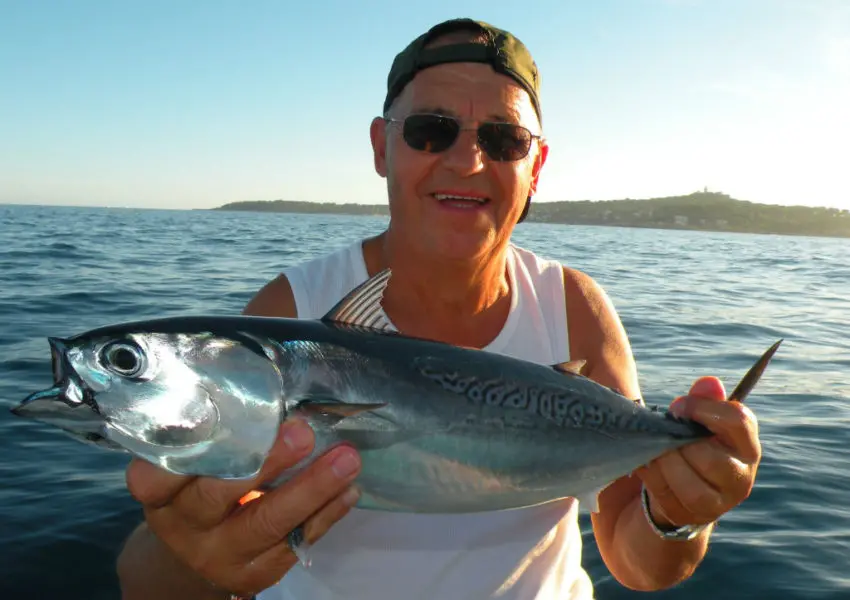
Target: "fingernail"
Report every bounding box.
[331,448,360,479]
[283,421,313,452]
[342,486,360,507]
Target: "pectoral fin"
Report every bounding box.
[295,398,419,450]
[298,401,388,420]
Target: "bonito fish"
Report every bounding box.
[13,269,780,561]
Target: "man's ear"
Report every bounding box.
[370,116,388,178]
[528,139,549,196]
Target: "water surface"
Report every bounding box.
[1,204,847,599]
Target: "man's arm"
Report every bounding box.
[117,523,229,600]
[563,267,758,591]
[242,274,297,318]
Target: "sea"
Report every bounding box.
[1,203,848,599]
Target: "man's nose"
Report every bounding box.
[441,128,486,175]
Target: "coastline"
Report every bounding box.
[212,192,850,239]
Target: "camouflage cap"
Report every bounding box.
[383,18,542,123]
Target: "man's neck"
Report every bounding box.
[361,231,513,348]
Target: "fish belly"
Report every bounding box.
[351,425,689,514]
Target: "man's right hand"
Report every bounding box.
[119,418,362,599]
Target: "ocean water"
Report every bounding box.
[1,203,848,599]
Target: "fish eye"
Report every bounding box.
[101,341,145,377]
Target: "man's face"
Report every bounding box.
[371,59,548,261]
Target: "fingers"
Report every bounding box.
[639,438,757,527]
[167,420,316,530]
[688,376,726,401]
[638,450,714,526]
[667,376,724,417]
[126,457,195,509]
[636,374,763,529]
[223,485,361,597]
[301,485,361,546]
[227,444,362,559]
[122,413,362,597]
[671,393,761,464]
[679,438,751,492]
[695,402,760,463]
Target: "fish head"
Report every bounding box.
[13,324,286,479]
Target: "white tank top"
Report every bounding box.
[258,240,595,600]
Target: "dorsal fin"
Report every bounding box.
[321,268,394,331]
[551,359,587,376]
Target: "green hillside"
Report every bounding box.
[214,191,850,238]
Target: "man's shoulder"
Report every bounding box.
[507,243,615,330]
[508,245,638,395]
[561,264,631,367]
[242,238,367,319]
[508,243,563,274]
[562,266,609,310]
[292,240,362,271]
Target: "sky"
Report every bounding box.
[1,0,848,210]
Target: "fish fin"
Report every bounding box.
[321,268,394,331]
[287,524,313,568]
[298,401,388,420]
[576,485,608,513]
[297,397,420,450]
[727,340,782,403]
[297,397,405,438]
[551,359,587,376]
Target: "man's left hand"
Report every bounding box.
[636,376,762,528]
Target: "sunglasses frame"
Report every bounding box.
[384,113,544,162]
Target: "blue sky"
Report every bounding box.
[1,0,847,210]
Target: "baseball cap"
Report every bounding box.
[383,18,542,124]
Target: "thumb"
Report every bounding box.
[688,375,726,400]
[669,376,726,417]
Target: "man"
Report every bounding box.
[116,18,761,600]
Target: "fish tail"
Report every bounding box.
[727,339,783,403]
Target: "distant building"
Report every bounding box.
[674,215,689,226]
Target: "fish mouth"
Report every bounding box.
[11,338,120,450]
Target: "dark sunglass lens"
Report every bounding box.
[403,115,459,153]
[478,123,533,161]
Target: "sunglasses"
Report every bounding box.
[385,113,542,162]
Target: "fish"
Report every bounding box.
[12,268,781,565]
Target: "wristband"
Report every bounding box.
[640,484,710,541]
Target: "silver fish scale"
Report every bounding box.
[418,365,623,431]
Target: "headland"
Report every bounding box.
[213,191,850,238]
